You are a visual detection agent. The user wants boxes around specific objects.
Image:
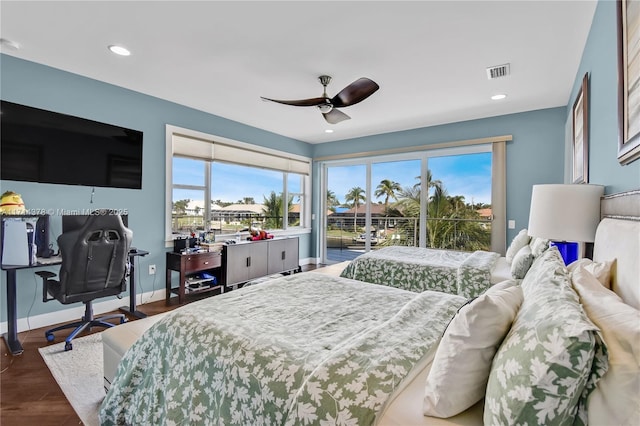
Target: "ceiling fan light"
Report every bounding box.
[318,103,333,114]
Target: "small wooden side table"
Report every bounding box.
[165,251,222,305]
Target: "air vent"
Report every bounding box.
[486,63,510,80]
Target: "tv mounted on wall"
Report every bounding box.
[0,101,143,189]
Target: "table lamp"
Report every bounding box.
[527,184,604,265]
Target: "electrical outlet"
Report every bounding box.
[149,264,156,275]
[508,220,516,229]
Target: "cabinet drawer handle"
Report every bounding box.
[246,257,251,267]
[281,251,286,260]
[204,261,209,265]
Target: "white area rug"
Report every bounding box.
[39,333,103,426]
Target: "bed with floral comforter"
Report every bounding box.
[340,246,501,298]
[100,272,465,425]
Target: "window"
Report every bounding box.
[286,173,303,228]
[166,126,310,242]
[319,138,507,263]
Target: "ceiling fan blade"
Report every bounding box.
[260,96,327,107]
[331,78,379,108]
[323,108,351,124]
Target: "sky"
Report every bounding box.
[328,152,492,206]
[173,159,293,206]
[173,151,492,208]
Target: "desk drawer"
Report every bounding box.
[183,253,221,273]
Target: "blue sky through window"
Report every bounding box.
[173,158,284,204]
[328,153,492,206]
[174,152,492,207]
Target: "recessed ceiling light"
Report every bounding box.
[108,45,131,56]
[325,129,334,133]
[0,38,20,51]
[491,94,507,101]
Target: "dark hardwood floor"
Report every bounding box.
[0,300,178,426]
[0,265,318,425]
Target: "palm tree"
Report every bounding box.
[426,186,451,248]
[262,191,293,229]
[413,169,443,194]
[449,195,466,214]
[395,186,421,217]
[263,191,282,229]
[173,199,190,215]
[344,186,365,232]
[326,190,340,212]
[375,179,402,210]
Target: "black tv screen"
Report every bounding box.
[0,101,143,189]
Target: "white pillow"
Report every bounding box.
[510,244,534,279]
[571,265,640,426]
[423,283,523,418]
[505,229,530,264]
[568,258,615,289]
[529,236,550,258]
[489,279,519,292]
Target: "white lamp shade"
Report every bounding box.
[528,184,604,242]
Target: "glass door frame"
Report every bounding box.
[319,144,495,264]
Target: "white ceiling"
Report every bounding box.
[0,1,597,144]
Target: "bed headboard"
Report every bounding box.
[593,189,640,309]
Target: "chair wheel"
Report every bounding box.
[64,342,73,351]
[45,332,55,342]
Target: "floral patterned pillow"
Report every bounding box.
[529,236,550,258]
[506,229,531,264]
[484,248,608,426]
[510,245,534,279]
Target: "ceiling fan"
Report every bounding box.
[261,75,379,124]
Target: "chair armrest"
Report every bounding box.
[36,271,58,302]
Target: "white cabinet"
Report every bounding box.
[267,238,299,275]
[222,237,299,286]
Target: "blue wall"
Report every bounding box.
[565,0,640,193]
[0,55,312,322]
[311,108,567,253]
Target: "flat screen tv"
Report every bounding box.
[0,100,143,189]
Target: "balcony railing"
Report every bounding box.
[171,210,299,237]
[172,211,492,259]
[326,216,491,261]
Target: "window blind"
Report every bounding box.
[173,134,310,175]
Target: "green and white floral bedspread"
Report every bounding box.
[100,272,465,426]
[340,246,500,298]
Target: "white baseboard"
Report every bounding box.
[0,290,167,335]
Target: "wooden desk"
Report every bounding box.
[165,251,223,305]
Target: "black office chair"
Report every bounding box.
[36,214,133,351]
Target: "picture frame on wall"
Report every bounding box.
[617,0,640,165]
[572,73,589,184]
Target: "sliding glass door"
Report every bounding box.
[370,159,422,248]
[325,163,366,262]
[320,145,494,264]
[425,152,493,250]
